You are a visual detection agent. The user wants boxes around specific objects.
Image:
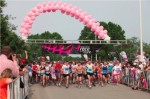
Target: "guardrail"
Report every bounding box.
[7,73,29,99]
[121,69,150,91]
[26,39,128,44]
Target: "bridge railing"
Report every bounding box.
[121,69,150,91]
[26,39,127,44]
[7,72,29,99]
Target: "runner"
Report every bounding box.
[112,61,122,84]
[39,61,46,87]
[86,61,94,88]
[69,62,73,84]
[101,62,108,86]
[55,61,62,86]
[93,62,99,86]
[32,62,38,83]
[60,62,70,88]
[76,62,83,88]
[107,61,114,83]
[28,63,32,84]
[45,62,50,86]
[72,62,77,84]
[50,62,57,85]
[97,63,102,86]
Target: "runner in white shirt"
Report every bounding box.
[86,61,94,88]
[45,62,50,86]
[60,62,70,88]
[112,62,122,84]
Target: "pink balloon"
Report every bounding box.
[88,21,94,27]
[66,11,70,15]
[70,9,76,15]
[85,15,92,20]
[28,20,33,25]
[99,26,104,30]
[98,33,104,39]
[37,4,41,9]
[30,16,36,21]
[103,30,108,34]
[61,10,65,14]
[34,12,40,16]
[19,29,24,33]
[21,24,25,28]
[91,25,97,31]
[70,13,75,17]
[47,9,51,12]
[79,18,83,22]
[52,9,56,12]
[95,22,100,26]
[43,9,47,13]
[83,18,89,24]
[38,8,43,13]
[95,28,101,35]
[90,19,96,23]
[91,28,95,32]
[94,31,98,35]
[24,19,29,23]
[28,12,34,17]
[98,35,101,39]
[75,15,79,19]
[42,2,47,7]
[32,8,37,13]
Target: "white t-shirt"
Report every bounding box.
[62,65,70,74]
[139,64,144,70]
[113,66,122,74]
[86,64,93,73]
[45,65,50,72]
[72,64,77,73]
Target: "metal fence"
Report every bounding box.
[121,68,150,91]
[7,73,29,99]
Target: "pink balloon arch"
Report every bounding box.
[20,2,110,41]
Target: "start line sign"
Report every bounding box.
[79,46,91,54]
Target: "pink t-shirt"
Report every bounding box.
[0,54,19,77]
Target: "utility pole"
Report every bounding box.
[139,0,143,62]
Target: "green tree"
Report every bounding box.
[79,21,126,61]
[27,31,63,61]
[0,0,26,54]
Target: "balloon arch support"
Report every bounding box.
[20,1,110,41]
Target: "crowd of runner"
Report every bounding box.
[0,45,150,99]
[27,60,150,89]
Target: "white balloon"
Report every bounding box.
[104,35,111,43]
[22,35,28,41]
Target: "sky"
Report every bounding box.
[3,0,150,43]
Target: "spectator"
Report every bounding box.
[0,46,19,77]
[0,68,13,99]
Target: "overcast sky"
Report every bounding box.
[4,0,150,43]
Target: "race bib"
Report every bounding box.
[65,68,69,71]
[88,68,92,72]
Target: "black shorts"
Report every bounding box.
[102,74,107,77]
[93,72,97,77]
[107,72,112,76]
[63,74,69,78]
[77,74,83,77]
[84,74,88,79]
[87,72,93,76]
[45,73,50,76]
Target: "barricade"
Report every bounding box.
[121,68,150,91]
[7,72,29,99]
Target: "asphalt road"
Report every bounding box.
[29,84,150,99]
